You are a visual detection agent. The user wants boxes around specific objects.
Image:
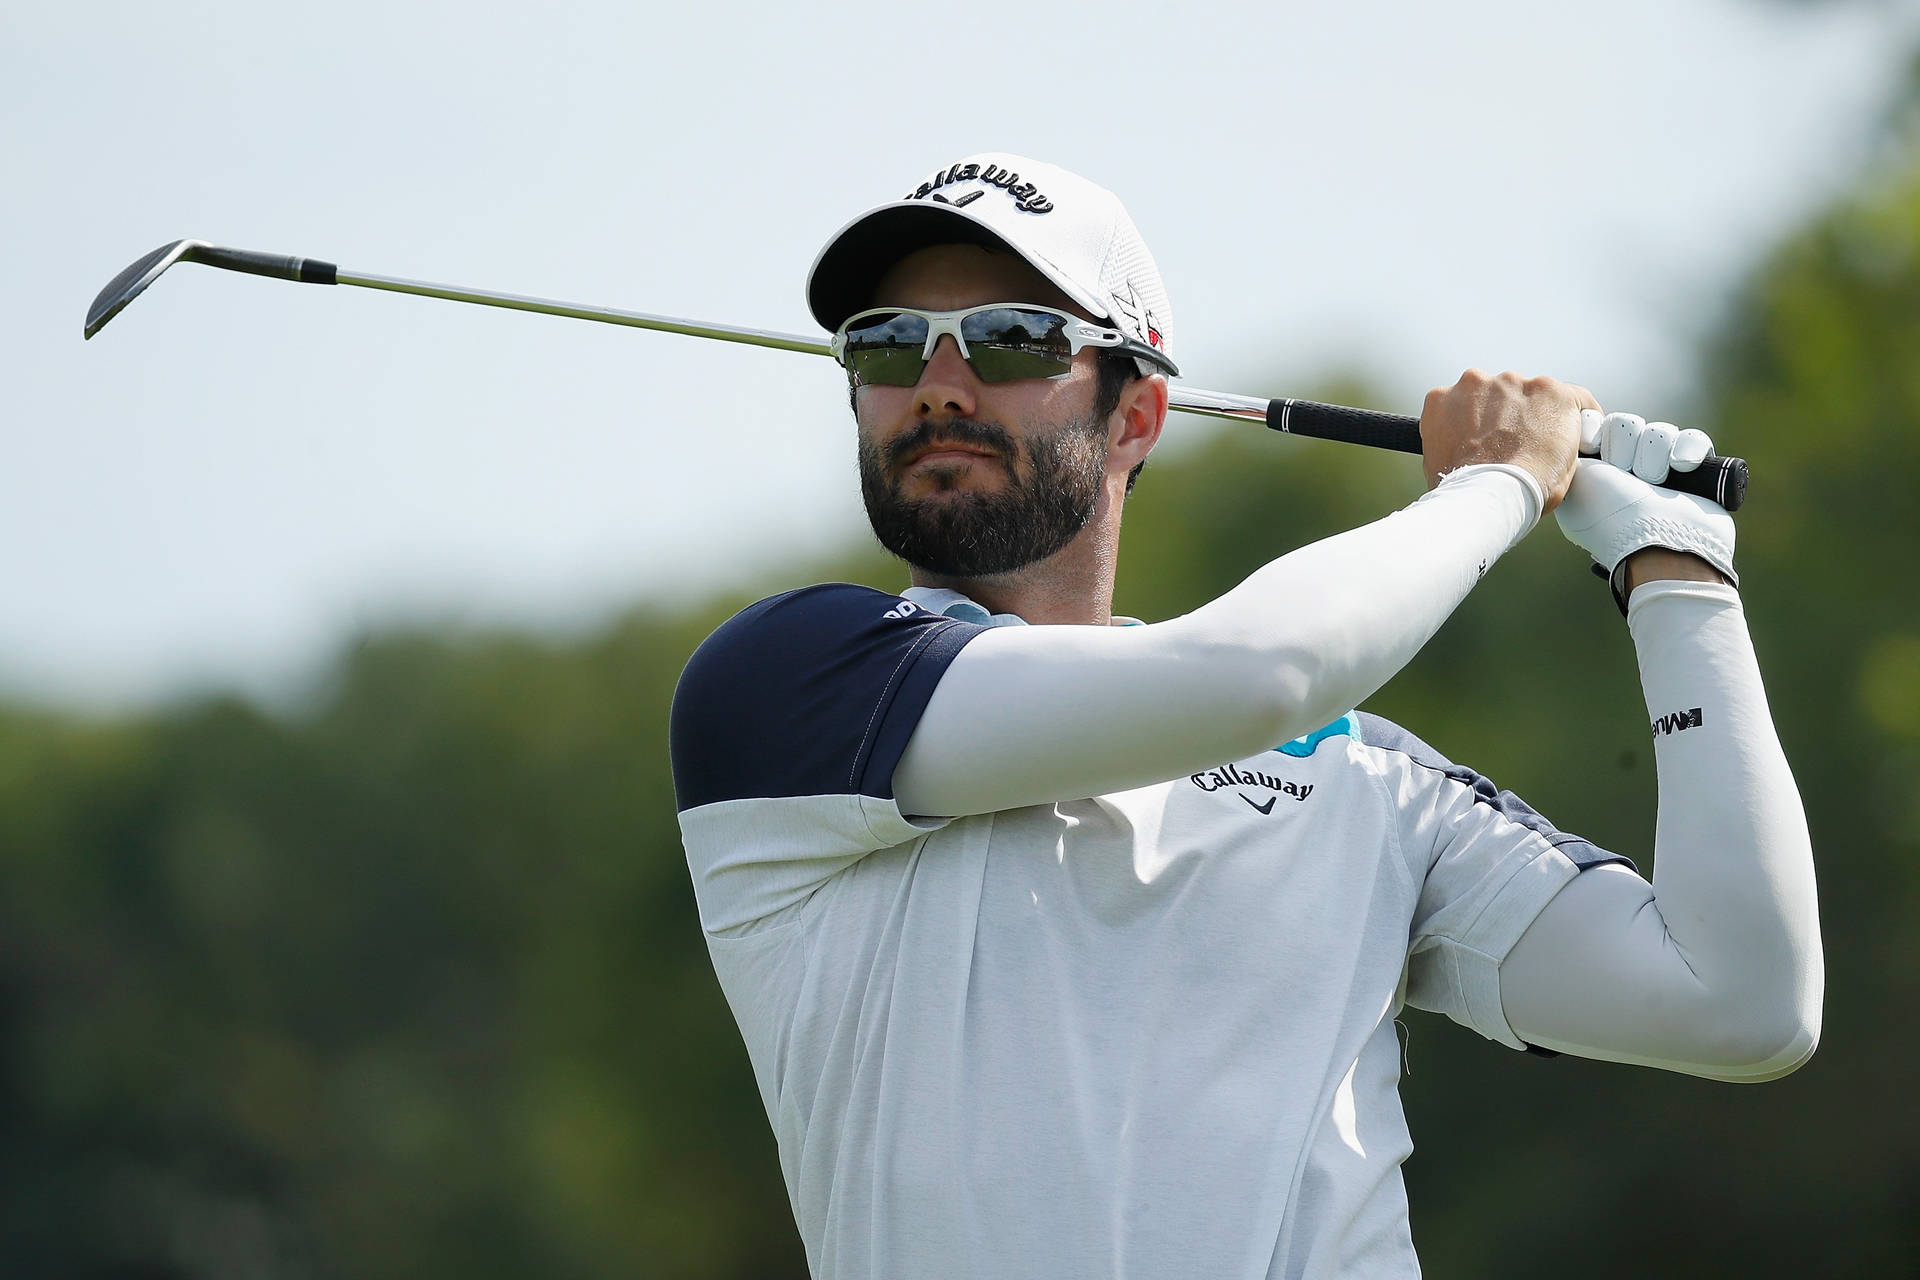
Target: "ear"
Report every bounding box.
[1107,372,1169,479]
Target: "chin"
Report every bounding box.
[910,469,1007,498]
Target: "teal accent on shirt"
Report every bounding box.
[1275,712,1360,757]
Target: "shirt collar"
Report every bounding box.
[900,586,1143,628]
[901,586,1028,628]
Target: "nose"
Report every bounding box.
[912,335,980,420]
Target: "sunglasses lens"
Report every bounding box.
[842,312,930,387]
[839,308,1082,387]
[960,308,1076,383]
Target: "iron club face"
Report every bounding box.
[85,240,211,339]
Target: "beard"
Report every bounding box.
[858,413,1109,578]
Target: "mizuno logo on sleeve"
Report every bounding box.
[1652,707,1705,737]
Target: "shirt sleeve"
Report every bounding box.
[1494,582,1822,1081]
[1357,712,1633,1050]
[669,584,987,935]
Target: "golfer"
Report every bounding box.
[669,153,1821,1279]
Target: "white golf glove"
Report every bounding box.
[1555,411,1737,609]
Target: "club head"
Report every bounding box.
[84,239,213,339]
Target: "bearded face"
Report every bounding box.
[857,411,1109,579]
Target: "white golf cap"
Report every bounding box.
[807,152,1177,375]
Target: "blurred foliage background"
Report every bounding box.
[8,61,1920,1280]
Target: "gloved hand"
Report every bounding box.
[1555,411,1737,610]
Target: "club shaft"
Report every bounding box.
[337,270,835,357]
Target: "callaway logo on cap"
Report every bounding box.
[806,152,1177,376]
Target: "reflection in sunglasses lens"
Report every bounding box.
[964,309,1073,383]
[843,307,1079,387]
[845,311,928,387]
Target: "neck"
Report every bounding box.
[907,481,1124,625]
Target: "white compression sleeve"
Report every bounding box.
[1497,582,1823,1081]
[892,465,1541,817]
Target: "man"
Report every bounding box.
[668,153,1821,1279]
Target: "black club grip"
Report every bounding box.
[1265,398,1748,513]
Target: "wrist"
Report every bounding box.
[1430,462,1545,533]
[1621,548,1731,595]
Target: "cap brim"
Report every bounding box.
[806,200,1113,334]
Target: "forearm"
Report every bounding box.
[894,466,1540,816]
[1499,582,1823,1079]
[1195,464,1544,737]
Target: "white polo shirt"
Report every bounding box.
[670,584,1622,1280]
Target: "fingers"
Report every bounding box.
[1594,413,1715,485]
[1671,428,1712,472]
[1579,408,1605,455]
[1636,422,1676,484]
[1599,412,1643,470]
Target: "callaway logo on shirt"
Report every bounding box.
[1189,761,1315,812]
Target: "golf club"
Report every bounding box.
[84,239,1748,511]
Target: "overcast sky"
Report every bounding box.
[3,0,1912,711]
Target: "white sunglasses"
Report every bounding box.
[831,304,1176,387]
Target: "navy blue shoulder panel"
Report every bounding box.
[670,584,986,811]
[1355,711,1634,873]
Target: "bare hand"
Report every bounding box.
[1420,370,1597,513]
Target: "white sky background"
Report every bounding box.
[2,0,1912,711]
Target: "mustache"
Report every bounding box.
[884,418,1014,471]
